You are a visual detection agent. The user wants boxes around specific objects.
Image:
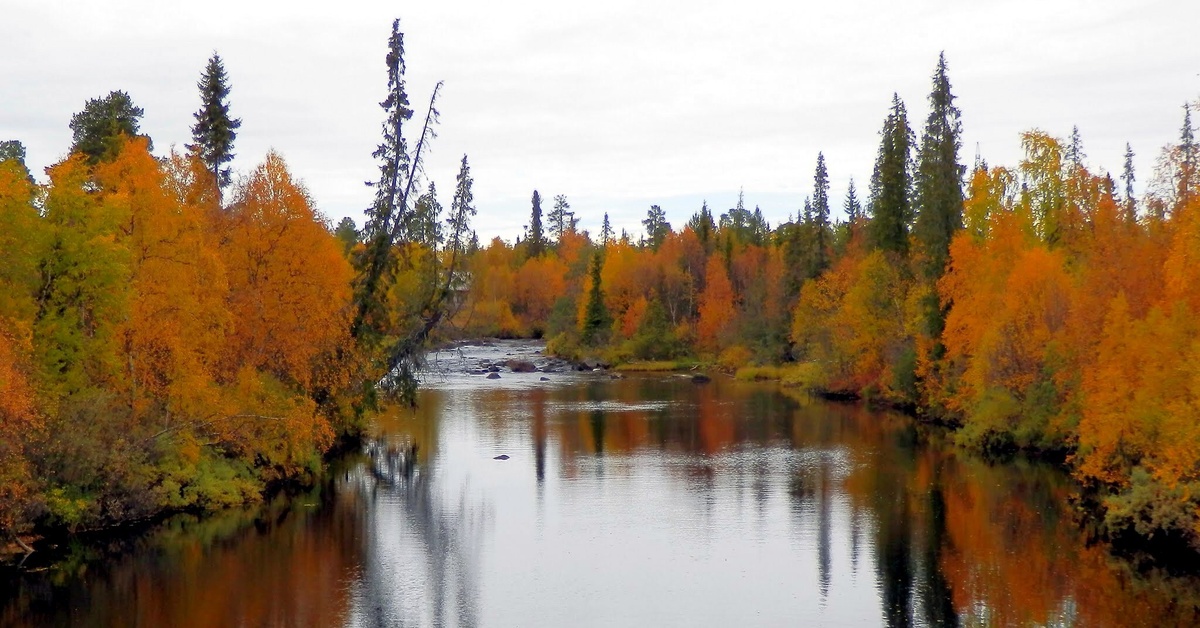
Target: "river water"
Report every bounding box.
[4,340,1199,627]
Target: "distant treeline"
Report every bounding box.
[449,55,1200,556]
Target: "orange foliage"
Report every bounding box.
[696,257,736,353]
[220,150,352,391]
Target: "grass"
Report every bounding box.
[614,360,699,372]
[734,362,827,389]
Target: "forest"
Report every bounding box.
[450,57,1200,556]
[0,22,470,548]
[3,21,1200,564]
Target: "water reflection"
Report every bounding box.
[5,354,1200,626]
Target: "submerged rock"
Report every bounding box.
[691,374,712,384]
[494,454,510,460]
[540,376,550,381]
[486,372,501,380]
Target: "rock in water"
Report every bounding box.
[691,374,712,384]
[486,372,501,380]
[506,359,537,373]
[493,454,510,460]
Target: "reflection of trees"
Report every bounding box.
[2,482,365,627]
[353,437,486,627]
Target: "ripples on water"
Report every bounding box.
[4,340,1200,627]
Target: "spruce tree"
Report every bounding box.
[868,93,914,256]
[601,212,613,248]
[1121,142,1136,221]
[844,178,861,223]
[812,153,830,275]
[189,52,242,201]
[528,190,545,256]
[1178,104,1197,210]
[581,252,611,346]
[354,19,415,340]
[912,53,964,280]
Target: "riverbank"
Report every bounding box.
[6,346,1200,626]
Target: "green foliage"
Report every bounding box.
[643,204,671,249]
[913,52,965,281]
[527,190,545,257]
[69,90,148,164]
[1102,467,1200,551]
[36,158,131,395]
[189,52,242,192]
[687,201,716,249]
[868,93,914,256]
[624,298,684,360]
[581,252,611,346]
[545,294,579,338]
[548,194,574,243]
[334,216,359,255]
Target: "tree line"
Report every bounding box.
[0,19,468,543]
[450,54,1200,555]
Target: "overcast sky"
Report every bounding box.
[4,1,1198,240]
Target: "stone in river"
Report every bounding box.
[486,373,501,379]
[494,454,510,460]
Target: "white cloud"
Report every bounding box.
[3,0,1197,240]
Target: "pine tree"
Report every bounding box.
[528,190,546,256]
[1121,142,1136,221]
[548,194,571,243]
[642,204,671,249]
[581,252,611,346]
[868,93,915,256]
[912,53,964,279]
[600,212,614,248]
[69,90,147,164]
[189,52,242,202]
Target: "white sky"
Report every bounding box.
[4,0,1198,241]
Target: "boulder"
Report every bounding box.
[691,374,712,384]
[486,372,501,380]
[506,359,537,373]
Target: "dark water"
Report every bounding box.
[5,341,1200,627]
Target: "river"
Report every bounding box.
[3,340,1198,627]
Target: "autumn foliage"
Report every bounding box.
[0,139,363,536]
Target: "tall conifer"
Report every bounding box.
[868,94,914,256]
[190,53,242,201]
[912,53,964,280]
[528,190,546,256]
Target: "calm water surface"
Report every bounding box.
[4,341,1199,626]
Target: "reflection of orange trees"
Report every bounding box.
[20,492,364,627]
